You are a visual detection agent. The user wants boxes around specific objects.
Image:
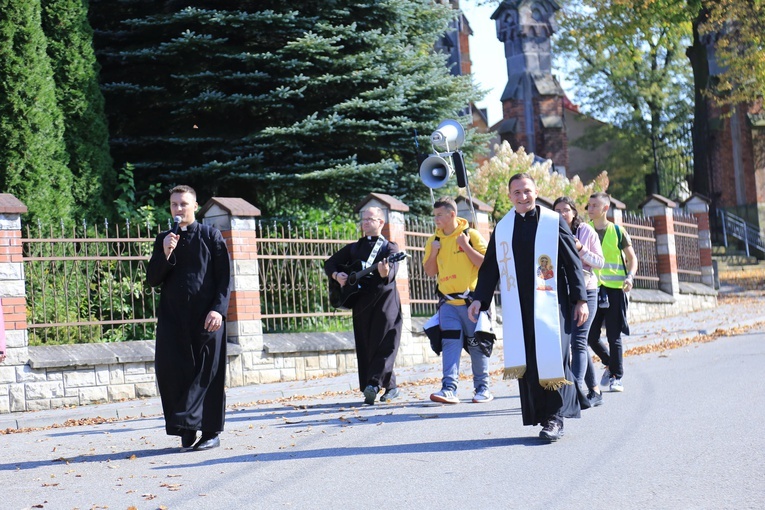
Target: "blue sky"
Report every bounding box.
[461,1,506,126]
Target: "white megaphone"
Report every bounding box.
[430,119,465,151]
[419,154,453,189]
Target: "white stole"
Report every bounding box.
[494,206,571,390]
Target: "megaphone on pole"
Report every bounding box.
[419,154,454,189]
[430,119,465,151]
[418,119,466,189]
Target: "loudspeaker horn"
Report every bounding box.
[419,154,453,189]
[430,119,465,151]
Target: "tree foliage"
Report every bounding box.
[471,141,609,220]
[40,0,116,220]
[89,0,484,217]
[555,0,693,200]
[0,0,74,223]
[616,0,765,106]
[556,0,693,136]
[573,124,652,208]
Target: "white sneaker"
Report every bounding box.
[610,378,624,392]
[600,368,611,388]
[430,389,459,404]
[472,386,494,403]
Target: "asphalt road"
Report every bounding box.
[1,327,764,510]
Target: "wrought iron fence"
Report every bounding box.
[256,220,357,333]
[621,213,660,290]
[673,210,702,283]
[404,216,439,317]
[655,124,694,201]
[22,220,162,345]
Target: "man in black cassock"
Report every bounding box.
[325,206,402,405]
[147,185,231,451]
[469,174,588,441]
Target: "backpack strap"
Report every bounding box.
[613,224,628,273]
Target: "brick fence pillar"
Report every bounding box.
[607,197,627,226]
[641,194,680,296]
[456,196,493,240]
[199,198,261,387]
[683,194,715,287]
[0,195,28,413]
[354,193,428,364]
[749,116,765,239]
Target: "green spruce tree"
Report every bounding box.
[41,0,115,220]
[89,0,482,216]
[0,0,74,224]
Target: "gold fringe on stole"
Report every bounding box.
[503,366,526,380]
[539,377,574,391]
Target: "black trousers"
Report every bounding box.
[587,286,629,379]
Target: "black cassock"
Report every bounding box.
[147,221,231,436]
[474,207,587,426]
[325,237,402,391]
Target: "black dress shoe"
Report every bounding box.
[181,430,198,449]
[194,434,220,451]
[539,420,564,442]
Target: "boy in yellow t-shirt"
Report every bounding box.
[424,197,491,404]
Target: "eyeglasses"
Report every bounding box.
[361,218,382,223]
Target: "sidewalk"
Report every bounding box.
[1,291,762,432]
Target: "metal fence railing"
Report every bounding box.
[621,213,660,290]
[654,124,694,201]
[256,220,357,333]
[22,220,161,345]
[20,207,708,344]
[404,216,438,317]
[673,210,702,283]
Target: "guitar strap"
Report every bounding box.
[361,235,386,270]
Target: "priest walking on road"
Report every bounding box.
[147,185,231,451]
[468,173,589,441]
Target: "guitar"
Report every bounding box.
[328,251,407,310]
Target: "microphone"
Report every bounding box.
[172,215,182,235]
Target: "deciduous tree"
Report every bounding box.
[471,142,608,219]
[555,0,694,199]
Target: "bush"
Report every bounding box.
[471,142,609,220]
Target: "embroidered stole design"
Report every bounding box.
[495,207,570,391]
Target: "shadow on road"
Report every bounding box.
[154,435,548,469]
[1,447,181,471]
[225,396,522,428]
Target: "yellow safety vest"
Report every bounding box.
[593,222,626,289]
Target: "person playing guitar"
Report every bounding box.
[324,207,403,405]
